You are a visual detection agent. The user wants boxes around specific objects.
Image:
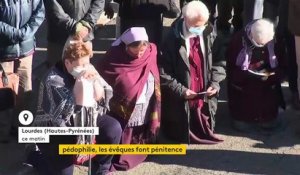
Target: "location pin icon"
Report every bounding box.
[23,114,29,121]
[18,110,33,125]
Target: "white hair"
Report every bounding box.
[250,19,275,45]
[182,1,209,22]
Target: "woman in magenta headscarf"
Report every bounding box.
[97,27,161,171]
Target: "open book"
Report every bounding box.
[247,69,275,77]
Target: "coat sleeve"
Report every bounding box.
[34,74,76,127]
[147,0,180,18]
[82,0,105,29]
[226,32,250,85]
[210,32,227,92]
[162,0,180,18]
[159,38,188,98]
[0,22,20,44]
[0,0,44,43]
[19,0,45,41]
[44,0,77,34]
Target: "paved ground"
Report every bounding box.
[113,85,300,175]
[1,4,300,175]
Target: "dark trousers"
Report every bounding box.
[263,0,280,24]
[217,0,243,33]
[287,34,298,93]
[28,114,122,175]
[276,0,298,93]
[180,0,217,12]
[243,0,280,26]
[243,0,264,26]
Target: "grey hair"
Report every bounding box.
[250,19,275,45]
[182,1,209,22]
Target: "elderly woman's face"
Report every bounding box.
[250,35,270,47]
[126,44,148,59]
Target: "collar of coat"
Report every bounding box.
[170,18,215,68]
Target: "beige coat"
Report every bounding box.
[288,0,300,36]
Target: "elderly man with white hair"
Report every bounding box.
[227,18,286,132]
[159,1,226,144]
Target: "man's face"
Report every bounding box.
[185,16,208,33]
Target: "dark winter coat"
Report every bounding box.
[0,0,45,60]
[159,18,226,143]
[45,0,105,44]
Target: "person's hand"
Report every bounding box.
[77,65,105,101]
[75,23,89,40]
[77,26,89,39]
[104,2,115,19]
[206,86,218,97]
[76,65,98,81]
[184,89,197,99]
[73,66,96,105]
[93,80,105,101]
[73,79,85,105]
[72,34,82,41]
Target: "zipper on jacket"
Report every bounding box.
[16,0,20,57]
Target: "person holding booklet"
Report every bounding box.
[159,1,226,144]
[226,19,286,132]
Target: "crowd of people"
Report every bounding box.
[1,0,300,175]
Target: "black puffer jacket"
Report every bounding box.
[45,0,105,44]
[0,0,45,61]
